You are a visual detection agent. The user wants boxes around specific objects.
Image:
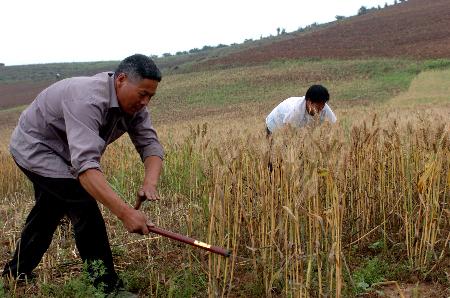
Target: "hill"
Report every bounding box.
[198,0,450,67]
[1,0,450,109]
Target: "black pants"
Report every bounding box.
[3,165,120,291]
[265,126,272,138]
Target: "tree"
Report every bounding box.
[358,6,368,15]
[276,27,280,35]
[188,48,201,53]
[335,15,346,20]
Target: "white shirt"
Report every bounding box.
[265,96,337,132]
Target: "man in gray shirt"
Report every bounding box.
[3,54,164,294]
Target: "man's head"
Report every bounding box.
[304,85,329,116]
[114,54,162,115]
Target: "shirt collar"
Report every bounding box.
[108,72,120,109]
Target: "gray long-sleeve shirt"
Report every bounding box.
[9,72,164,179]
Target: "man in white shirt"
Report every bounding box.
[265,85,337,134]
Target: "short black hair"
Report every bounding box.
[305,85,329,103]
[115,54,162,82]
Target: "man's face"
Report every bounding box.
[305,99,325,116]
[115,73,159,115]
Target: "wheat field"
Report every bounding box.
[0,66,449,297]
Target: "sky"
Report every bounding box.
[1,0,395,66]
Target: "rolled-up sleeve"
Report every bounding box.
[62,97,105,177]
[128,108,164,161]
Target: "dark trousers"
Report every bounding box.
[3,165,120,291]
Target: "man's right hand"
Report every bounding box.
[120,207,155,235]
[79,169,155,235]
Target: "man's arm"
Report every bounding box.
[79,169,152,234]
[127,109,164,205]
[60,93,153,234]
[324,104,337,123]
[138,155,163,202]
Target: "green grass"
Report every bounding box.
[166,268,207,298]
[152,58,428,113]
[181,58,440,110]
[0,105,27,113]
[41,278,105,298]
[423,58,450,70]
[1,58,446,114]
[117,262,207,297]
[352,257,389,294]
[0,61,120,83]
[0,280,5,298]
[40,261,108,298]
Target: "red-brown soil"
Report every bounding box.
[200,0,450,67]
[0,81,52,109]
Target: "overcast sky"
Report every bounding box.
[1,0,394,66]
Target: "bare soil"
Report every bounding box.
[0,81,52,109]
[200,0,450,67]
[369,282,449,297]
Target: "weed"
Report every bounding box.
[423,59,450,70]
[368,240,385,252]
[353,257,389,293]
[40,260,109,297]
[166,268,207,298]
[119,267,152,294]
[0,280,5,298]
[41,278,105,298]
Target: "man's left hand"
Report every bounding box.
[139,184,160,201]
[135,184,160,209]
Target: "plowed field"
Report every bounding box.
[0,81,52,109]
[201,0,450,67]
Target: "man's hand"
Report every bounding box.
[121,207,155,235]
[135,156,163,209]
[139,184,160,201]
[135,184,160,210]
[79,169,154,235]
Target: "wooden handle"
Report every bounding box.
[148,226,231,257]
[134,193,146,210]
[134,193,230,257]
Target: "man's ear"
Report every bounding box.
[116,73,127,83]
[305,99,312,106]
[305,100,312,114]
